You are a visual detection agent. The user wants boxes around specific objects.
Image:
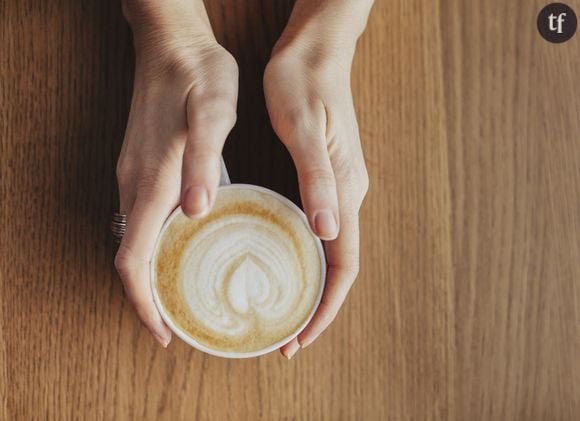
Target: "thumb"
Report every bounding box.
[279,115,340,241]
[181,94,237,218]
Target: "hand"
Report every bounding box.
[263,10,370,358]
[115,1,238,347]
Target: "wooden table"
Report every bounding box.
[2,0,579,419]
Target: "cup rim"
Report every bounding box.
[150,183,327,359]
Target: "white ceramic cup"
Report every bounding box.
[150,184,326,358]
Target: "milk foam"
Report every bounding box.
[153,186,324,353]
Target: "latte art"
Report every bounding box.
[153,186,324,354]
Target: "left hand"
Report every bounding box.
[115,0,239,347]
[264,30,369,358]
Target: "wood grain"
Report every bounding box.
[1,0,579,419]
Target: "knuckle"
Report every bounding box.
[301,168,336,189]
[339,164,369,205]
[273,108,322,146]
[221,106,238,128]
[345,164,368,186]
[115,158,133,187]
[183,146,221,163]
[218,50,239,77]
[190,98,237,128]
[286,108,312,130]
[288,111,319,140]
[197,46,238,76]
[357,167,370,195]
[114,245,135,279]
[186,53,238,129]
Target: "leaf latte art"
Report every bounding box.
[153,186,324,354]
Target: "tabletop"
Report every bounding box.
[1,0,580,420]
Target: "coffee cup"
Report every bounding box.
[150,184,326,358]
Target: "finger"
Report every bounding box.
[116,156,136,216]
[290,141,340,240]
[297,210,360,348]
[278,112,339,241]
[115,188,177,347]
[181,90,238,219]
[280,337,300,360]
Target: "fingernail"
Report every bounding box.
[285,340,300,360]
[153,331,171,348]
[313,210,338,240]
[298,335,314,349]
[183,186,209,218]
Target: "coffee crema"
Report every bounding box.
[153,186,324,354]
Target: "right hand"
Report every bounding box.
[114,6,238,347]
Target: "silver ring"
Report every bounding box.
[111,212,127,244]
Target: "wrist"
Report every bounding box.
[123,0,215,58]
[273,0,373,59]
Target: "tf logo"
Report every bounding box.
[537,3,577,43]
